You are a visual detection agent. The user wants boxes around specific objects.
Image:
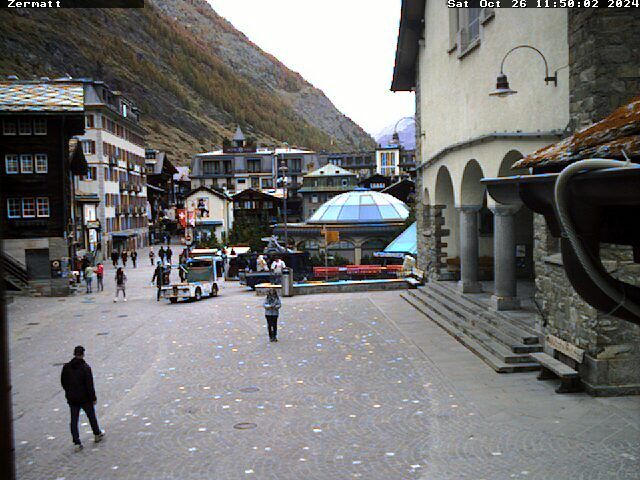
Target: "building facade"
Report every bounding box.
[393,4,640,394]
[0,80,87,295]
[184,186,233,245]
[298,165,358,221]
[71,79,148,257]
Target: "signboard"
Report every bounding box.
[546,334,585,363]
[187,210,197,227]
[185,227,194,246]
[325,230,340,244]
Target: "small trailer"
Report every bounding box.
[160,255,220,304]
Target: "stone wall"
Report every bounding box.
[569,9,640,129]
[534,214,640,395]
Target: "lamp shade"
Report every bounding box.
[489,74,517,97]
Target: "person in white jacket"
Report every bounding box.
[270,257,286,285]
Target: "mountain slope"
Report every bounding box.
[0,1,375,161]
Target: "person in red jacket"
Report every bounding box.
[60,346,105,451]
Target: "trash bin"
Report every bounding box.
[281,267,294,297]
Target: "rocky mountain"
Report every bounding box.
[375,117,416,150]
[0,0,375,162]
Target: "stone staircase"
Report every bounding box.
[1,251,36,296]
[401,282,542,373]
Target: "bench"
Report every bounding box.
[530,353,582,393]
[404,267,425,287]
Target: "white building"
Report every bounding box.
[69,79,149,257]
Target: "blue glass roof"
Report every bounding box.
[382,222,417,255]
[308,191,409,224]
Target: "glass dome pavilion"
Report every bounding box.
[307,190,409,224]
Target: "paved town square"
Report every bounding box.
[8,256,640,480]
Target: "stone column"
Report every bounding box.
[354,243,362,265]
[490,205,521,310]
[457,205,483,293]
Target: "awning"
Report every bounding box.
[111,233,135,238]
[375,222,417,258]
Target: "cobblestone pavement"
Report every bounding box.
[7,252,640,479]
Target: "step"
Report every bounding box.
[426,283,541,342]
[401,292,540,373]
[411,288,541,355]
[434,282,541,338]
[422,287,541,351]
[407,290,536,365]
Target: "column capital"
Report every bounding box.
[456,204,482,213]
[489,204,521,216]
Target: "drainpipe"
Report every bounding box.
[555,159,640,319]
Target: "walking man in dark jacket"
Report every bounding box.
[158,246,166,265]
[110,251,119,268]
[60,346,105,451]
[151,261,165,301]
[166,246,173,265]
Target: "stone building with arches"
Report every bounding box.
[393,4,640,394]
[393,4,568,309]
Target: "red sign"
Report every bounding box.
[177,209,186,228]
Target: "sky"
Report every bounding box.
[207,0,415,137]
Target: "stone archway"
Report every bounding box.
[457,160,488,292]
[434,166,459,280]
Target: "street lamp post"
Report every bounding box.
[278,143,290,249]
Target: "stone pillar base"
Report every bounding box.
[458,280,483,293]
[491,295,520,311]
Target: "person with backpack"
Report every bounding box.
[263,288,281,342]
[60,345,105,451]
[95,263,104,292]
[114,267,127,302]
[131,250,138,269]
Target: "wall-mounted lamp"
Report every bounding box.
[489,45,558,97]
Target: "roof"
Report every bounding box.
[307,190,410,224]
[391,0,425,92]
[514,96,640,169]
[0,81,84,112]
[232,188,281,202]
[185,185,231,201]
[304,164,357,178]
[69,139,88,176]
[233,126,246,142]
[381,222,417,256]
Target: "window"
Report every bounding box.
[341,179,349,187]
[82,140,96,155]
[247,159,261,173]
[22,198,35,217]
[251,177,260,188]
[5,154,19,174]
[18,119,32,135]
[33,119,47,135]
[85,114,95,128]
[237,178,246,184]
[35,154,48,173]
[36,198,50,217]
[20,154,34,173]
[7,198,20,218]
[311,195,319,204]
[451,8,488,56]
[3,120,16,136]
[261,178,273,189]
